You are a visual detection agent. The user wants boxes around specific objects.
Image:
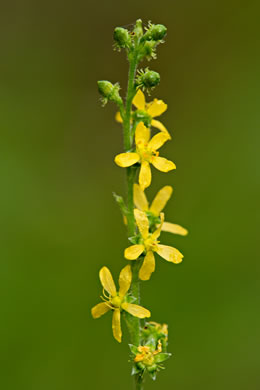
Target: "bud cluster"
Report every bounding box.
[113,19,167,62]
[130,322,171,381]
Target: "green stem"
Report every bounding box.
[123,52,144,390]
[134,374,144,390]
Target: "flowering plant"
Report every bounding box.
[92,19,187,389]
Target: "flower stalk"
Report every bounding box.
[92,19,188,389]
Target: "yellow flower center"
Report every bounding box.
[134,346,155,365]
[110,295,122,308]
[136,142,159,163]
[144,235,159,252]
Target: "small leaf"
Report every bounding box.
[113,193,128,216]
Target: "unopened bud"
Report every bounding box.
[143,40,157,60]
[97,80,122,105]
[134,19,143,38]
[136,69,160,90]
[149,24,167,41]
[114,27,131,48]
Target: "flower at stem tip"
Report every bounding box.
[114,122,176,191]
[124,209,183,281]
[91,265,151,342]
[115,89,171,138]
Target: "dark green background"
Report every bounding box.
[1,1,259,389]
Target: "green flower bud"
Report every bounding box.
[97,80,114,98]
[149,24,167,41]
[136,69,160,91]
[143,70,160,87]
[132,110,151,127]
[114,27,131,48]
[133,19,143,38]
[97,80,122,106]
[143,40,157,60]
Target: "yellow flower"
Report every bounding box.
[115,89,170,138]
[91,265,151,342]
[114,122,176,190]
[124,209,183,281]
[134,183,188,236]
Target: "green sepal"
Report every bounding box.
[129,344,139,355]
[154,353,172,363]
[136,362,146,371]
[132,110,151,128]
[128,235,141,245]
[146,211,161,231]
[131,364,141,376]
[147,364,157,380]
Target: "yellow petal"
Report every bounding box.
[132,89,146,110]
[139,161,151,190]
[134,209,149,239]
[122,302,151,318]
[156,244,183,264]
[91,302,110,318]
[134,183,149,211]
[115,111,123,123]
[112,309,122,343]
[151,119,171,139]
[114,153,140,167]
[149,186,173,216]
[119,265,132,297]
[124,244,145,260]
[147,99,167,117]
[151,212,164,240]
[148,132,170,151]
[135,122,150,147]
[139,251,155,281]
[161,222,188,236]
[99,267,117,297]
[151,156,176,172]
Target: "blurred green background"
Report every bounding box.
[1,0,259,389]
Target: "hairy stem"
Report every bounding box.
[134,374,144,390]
[123,52,144,389]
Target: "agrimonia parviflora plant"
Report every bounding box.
[91,19,188,389]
